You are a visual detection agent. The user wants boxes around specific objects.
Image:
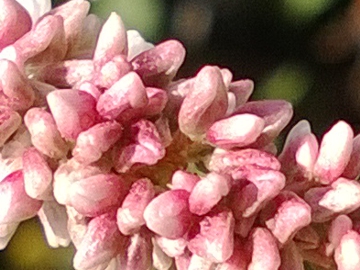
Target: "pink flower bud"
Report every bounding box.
[72,121,122,165]
[335,230,360,270]
[206,114,265,149]
[47,89,99,140]
[117,178,155,235]
[178,66,228,141]
[327,215,353,255]
[314,120,353,184]
[0,170,42,224]
[0,106,21,147]
[96,71,148,121]
[231,168,286,217]
[234,100,293,147]
[144,189,193,239]
[24,107,69,159]
[171,170,200,192]
[0,0,31,50]
[188,254,215,270]
[305,178,360,222]
[188,208,235,263]
[38,60,94,88]
[37,200,70,248]
[22,147,53,200]
[0,59,34,110]
[189,172,232,216]
[246,227,281,270]
[132,39,186,87]
[119,232,152,270]
[113,119,165,173]
[69,173,126,217]
[209,148,281,175]
[73,212,124,270]
[93,12,127,64]
[263,191,312,244]
[155,236,187,257]
[228,79,254,109]
[47,0,90,49]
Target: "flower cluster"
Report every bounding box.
[1,0,360,269]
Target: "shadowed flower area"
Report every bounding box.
[1,0,360,270]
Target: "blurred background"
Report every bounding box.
[1,0,359,268]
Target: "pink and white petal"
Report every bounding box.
[188,254,215,270]
[0,0,31,50]
[152,237,173,270]
[0,59,34,110]
[279,120,318,179]
[143,189,193,239]
[170,170,200,193]
[38,60,94,88]
[234,100,293,147]
[0,106,21,147]
[126,30,154,61]
[0,222,19,250]
[155,236,187,258]
[178,66,228,141]
[93,12,127,64]
[232,169,286,217]
[47,0,90,49]
[96,71,148,121]
[16,0,51,23]
[37,200,71,248]
[342,134,360,179]
[23,147,53,200]
[206,114,265,149]
[69,173,126,217]
[24,107,69,159]
[319,178,360,214]
[264,191,312,244]
[119,232,152,270]
[335,230,360,270]
[117,178,155,235]
[0,170,42,224]
[314,121,354,184]
[327,215,353,255]
[53,158,111,205]
[73,212,124,270]
[47,89,99,140]
[209,148,281,175]
[188,208,235,263]
[131,39,185,87]
[246,227,281,270]
[228,79,254,109]
[189,172,232,216]
[72,121,122,165]
[174,250,191,270]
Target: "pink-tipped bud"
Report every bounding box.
[144,189,193,239]
[132,39,186,87]
[188,208,235,263]
[22,147,53,200]
[47,89,99,140]
[0,170,42,224]
[314,121,353,184]
[117,178,155,235]
[24,107,69,159]
[206,113,265,149]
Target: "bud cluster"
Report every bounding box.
[0,0,359,269]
